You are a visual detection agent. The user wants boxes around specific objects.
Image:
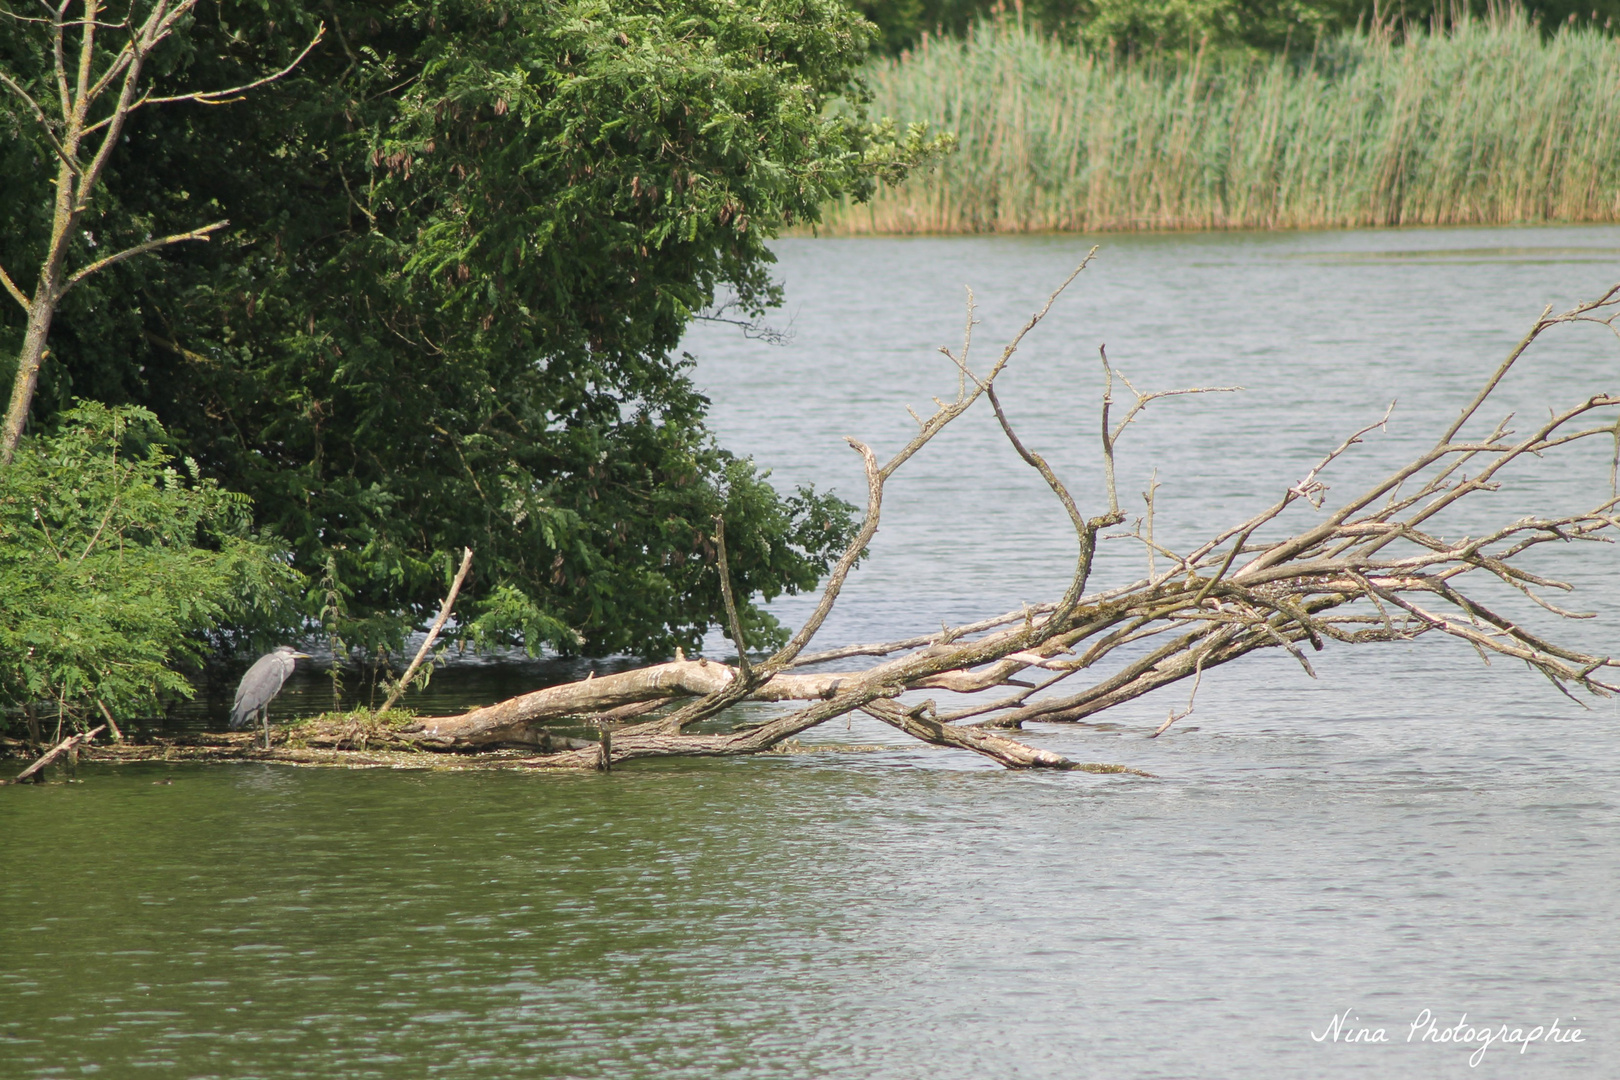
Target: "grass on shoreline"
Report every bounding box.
[820,13,1620,234]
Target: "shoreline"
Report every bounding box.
[788,216,1620,239]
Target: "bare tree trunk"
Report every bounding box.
[400,659,848,745]
[369,274,1617,771]
[1,91,79,461]
[2,300,57,461]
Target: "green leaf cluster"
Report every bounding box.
[0,403,299,732]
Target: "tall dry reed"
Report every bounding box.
[821,13,1620,233]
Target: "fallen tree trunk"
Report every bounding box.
[396,644,1080,747]
[130,266,1620,773]
[399,657,852,745]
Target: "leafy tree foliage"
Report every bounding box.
[2,0,943,657]
[0,403,298,733]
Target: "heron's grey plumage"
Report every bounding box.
[230,645,311,745]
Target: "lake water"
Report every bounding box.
[5,226,1620,1077]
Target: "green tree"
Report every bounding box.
[2,0,944,658]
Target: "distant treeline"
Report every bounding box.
[820,13,1620,233]
[852,0,1620,54]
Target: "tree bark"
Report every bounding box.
[0,162,74,461]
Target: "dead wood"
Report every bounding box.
[95,698,122,741]
[159,269,1620,774]
[379,547,474,712]
[5,724,105,783]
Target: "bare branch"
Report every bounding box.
[1441,286,1620,445]
[0,68,76,167]
[50,0,71,119]
[5,724,104,783]
[0,66,49,123]
[58,220,227,295]
[0,262,31,312]
[861,698,1146,772]
[1150,650,1208,737]
[88,271,1620,774]
[987,382,1100,611]
[0,6,57,23]
[787,603,1058,668]
[379,547,474,713]
[83,22,326,132]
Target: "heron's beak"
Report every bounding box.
[292,652,314,660]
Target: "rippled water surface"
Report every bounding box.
[6,226,1620,1078]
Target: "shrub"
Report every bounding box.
[0,402,300,738]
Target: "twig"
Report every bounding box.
[0,261,30,311]
[98,23,326,118]
[58,221,228,296]
[1143,469,1159,578]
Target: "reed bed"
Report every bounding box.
[821,14,1620,233]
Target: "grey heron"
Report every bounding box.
[230,646,313,748]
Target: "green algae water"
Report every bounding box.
[6,225,1620,1077]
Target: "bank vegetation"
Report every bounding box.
[820,13,1620,233]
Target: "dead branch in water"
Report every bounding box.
[5,724,105,783]
[235,271,1620,771]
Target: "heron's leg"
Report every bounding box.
[261,708,270,750]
